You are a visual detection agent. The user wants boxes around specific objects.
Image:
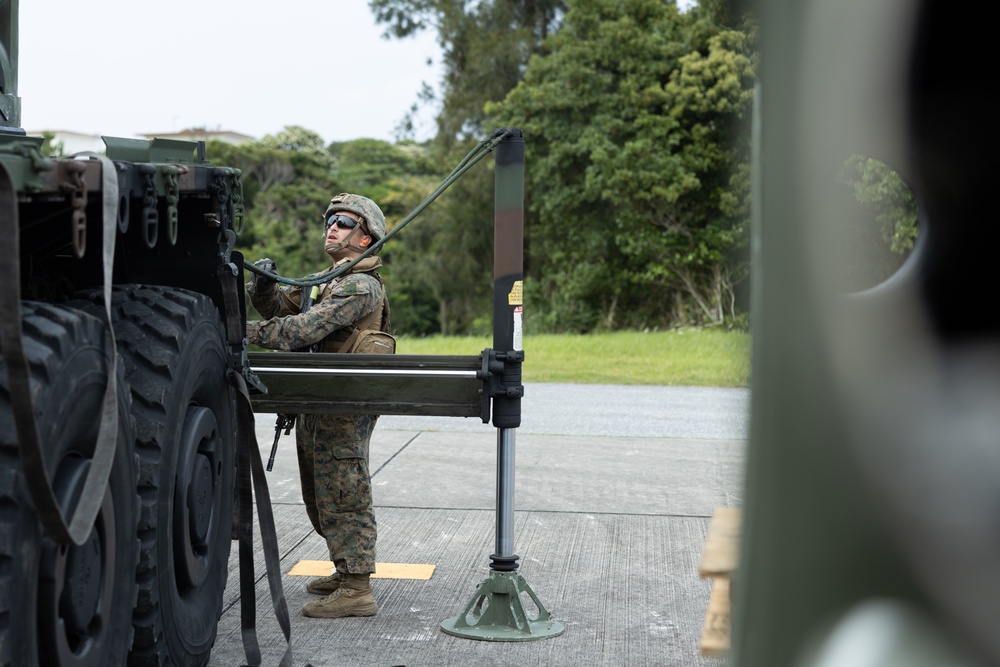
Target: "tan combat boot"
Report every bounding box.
[302,574,378,618]
[305,571,344,595]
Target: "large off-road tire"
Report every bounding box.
[75,285,236,667]
[0,302,139,667]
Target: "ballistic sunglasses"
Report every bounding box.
[325,214,360,230]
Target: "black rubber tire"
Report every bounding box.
[0,302,139,667]
[75,285,236,667]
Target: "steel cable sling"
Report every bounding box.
[242,128,515,286]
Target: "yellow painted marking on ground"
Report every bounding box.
[289,560,435,580]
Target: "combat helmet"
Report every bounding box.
[324,193,386,241]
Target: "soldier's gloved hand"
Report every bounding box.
[251,258,277,288]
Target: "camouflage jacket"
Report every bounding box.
[246,257,385,352]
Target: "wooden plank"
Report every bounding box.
[700,577,732,657]
[699,507,740,657]
[699,506,742,578]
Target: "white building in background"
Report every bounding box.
[24,129,104,156]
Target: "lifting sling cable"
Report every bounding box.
[242,129,515,287]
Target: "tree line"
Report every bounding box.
[219,0,915,336]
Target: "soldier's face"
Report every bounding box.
[324,211,372,259]
[325,211,361,245]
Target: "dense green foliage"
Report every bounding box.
[488,0,756,330]
[369,0,565,144]
[366,0,758,333]
[223,0,913,336]
[220,129,446,332]
[366,0,570,335]
[211,126,335,283]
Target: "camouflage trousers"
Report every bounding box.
[295,413,378,575]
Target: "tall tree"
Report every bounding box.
[369,0,568,335]
[488,0,756,330]
[369,0,565,144]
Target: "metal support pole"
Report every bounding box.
[495,428,515,559]
[441,129,564,641]
[487,127,525,574]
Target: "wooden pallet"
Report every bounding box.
[698,507,742,657]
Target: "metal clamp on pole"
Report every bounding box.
[477,347,525,425]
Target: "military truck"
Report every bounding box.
[0,2,531,665]
[0,2,250,665]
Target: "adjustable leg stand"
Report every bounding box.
[441,128,565,641]
[440,424,565,641]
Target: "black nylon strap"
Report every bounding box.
[236,377,261,666]
[250,396,295,667]
[219,262,245,347]
[229,370,297,667]
[0,157,119,546]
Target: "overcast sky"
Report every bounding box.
[18,1,444,143]
[18,1,696,145]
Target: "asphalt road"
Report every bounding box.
[379,382,750,439]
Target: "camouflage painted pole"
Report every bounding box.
[491,129,524,570]
[441,129,564,641]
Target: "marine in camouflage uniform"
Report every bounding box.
[246,193,389,619]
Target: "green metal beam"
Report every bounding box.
[102,136,201,164]
[248,352,485,417]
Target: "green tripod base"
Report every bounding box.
[441,570,566,641]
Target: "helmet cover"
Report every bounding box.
[324,193,386,241]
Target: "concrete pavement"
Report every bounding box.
[208,384,748,667]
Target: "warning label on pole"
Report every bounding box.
[508,281,523,306]
[513,306,523,350]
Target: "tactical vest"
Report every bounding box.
[312,257,391,354]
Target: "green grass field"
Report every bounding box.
[396,329,751,387]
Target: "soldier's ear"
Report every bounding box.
[360,236,372,247]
